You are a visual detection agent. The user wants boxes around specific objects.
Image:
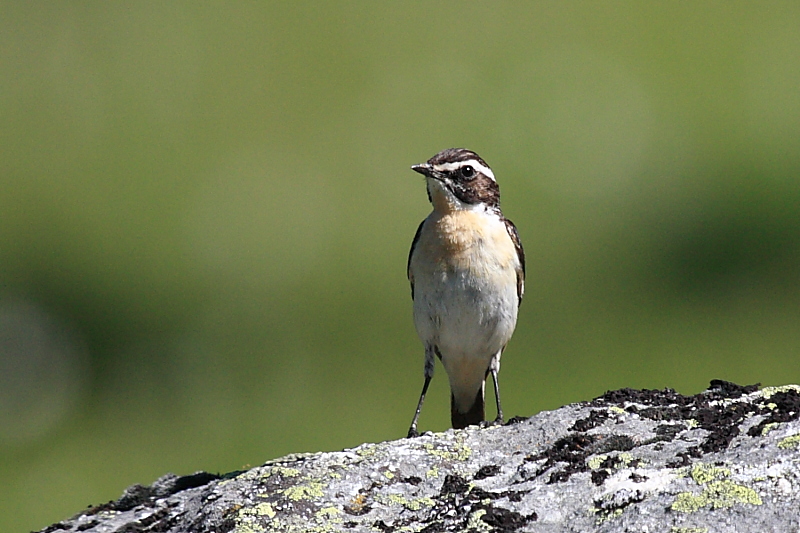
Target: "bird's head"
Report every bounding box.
[411,148,500,214]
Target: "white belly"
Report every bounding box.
[410,209,520,411]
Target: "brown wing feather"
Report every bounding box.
[407,220,425,300]
[503,217,525,306]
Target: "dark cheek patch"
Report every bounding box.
[450,175,500,209]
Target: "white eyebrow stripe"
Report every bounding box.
[432,160,495,181]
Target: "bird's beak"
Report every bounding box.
[411,163,434,177]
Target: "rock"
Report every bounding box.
[38,381,800,532]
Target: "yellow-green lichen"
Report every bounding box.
[282,480,325,501]
[356,444,379,457]
[760,385,800,399]
[609,406,626,414]
[596,508,623,524]
[237,502,276,520]
[685,419,699,429]
[590,502,624,525]
[590,494,631,524]
[263,466,300,479]
[671,480,762,513]
[587,455,608,470]
[426,466,439,478]
[254,502,276,518]
[672,467,689,479]
[465,509,492,531]
[617,452,634,467]
[423,440,472,461]
[382,494,435,511]
[690,463,730,485]
[671,528,708,533]
[315,507,341,521]
[385,494,408,506]
[260,502,276,518]
[587,452,642,471]
[383,471,395,480]
[234,522,266,533]
[289,526,338,533]
[413,497,435,509]
[778,433,800,449]
[235,505,273,533]
[761,422,779,436]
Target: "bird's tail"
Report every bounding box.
[451,388,484,429]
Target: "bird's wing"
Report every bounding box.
[407,219,425,300]
[503,217,525,306]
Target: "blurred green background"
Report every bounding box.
[2,2,800,531]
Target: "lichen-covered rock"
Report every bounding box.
[39,381,800,532]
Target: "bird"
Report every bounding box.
[406,148,525,437]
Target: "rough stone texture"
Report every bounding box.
[38,381,800,533]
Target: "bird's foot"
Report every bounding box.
[479,416,504,429]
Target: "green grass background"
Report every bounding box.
[2,3,800,531]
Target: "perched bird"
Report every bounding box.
[406,148,525,437]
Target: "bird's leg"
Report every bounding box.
[407,376,431,438]
[491,366,504,425]
[407,345,435,438]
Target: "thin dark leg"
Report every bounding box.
[407,374,431,438]
[491,368,504,424]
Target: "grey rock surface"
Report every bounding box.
[39,381,800,532]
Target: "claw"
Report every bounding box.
[478,417,504,429]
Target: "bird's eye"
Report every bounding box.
[460,166,475,178]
